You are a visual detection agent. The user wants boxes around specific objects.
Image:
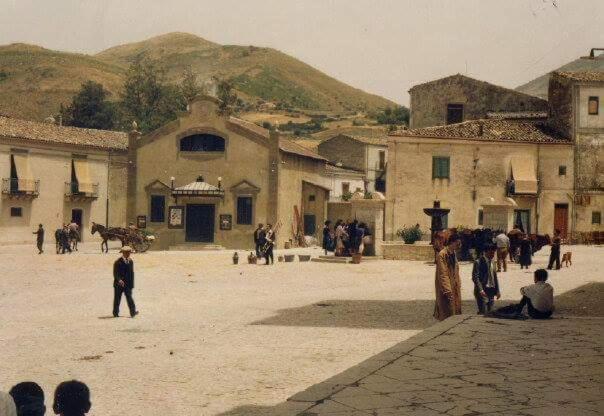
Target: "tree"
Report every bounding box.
[120,57,187,134]
[375,106,409,126]
[215,78,238,115]
[180,67,202,104]
[61,81,116,130]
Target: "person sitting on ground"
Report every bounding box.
[9,382,45,416]
[492,269,554,319]
[52,380,90,416]
[472,244,500,315]
[0,391,17,416]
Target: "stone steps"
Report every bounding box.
[169,244,225,251]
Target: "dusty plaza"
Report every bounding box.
[1,242,603,415]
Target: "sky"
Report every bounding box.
[1,0,602,105]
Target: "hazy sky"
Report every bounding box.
[1,0,602,105]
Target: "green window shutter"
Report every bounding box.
[432,157,438,179]
[443,157,450,178]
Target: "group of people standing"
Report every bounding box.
[322,219,371,257]
[33,222,80,255]
[253,223,276,265]
[1,379,91,416]
[434,233,555,322]
[494,228,563,272]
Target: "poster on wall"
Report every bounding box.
[137,215,147,229]
[168,206,184,229]
[219,214,232,230]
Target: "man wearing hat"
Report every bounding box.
[113,246,138,318]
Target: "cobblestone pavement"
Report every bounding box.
[283,315,603,416]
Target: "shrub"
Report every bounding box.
[396,225,422,244]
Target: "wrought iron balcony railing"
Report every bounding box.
[64,182,99,198]
[1,178,40,197]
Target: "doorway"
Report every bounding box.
[186,204,215,242]
[554,204,569,239]
[303,214,316,236]
[514,209,531,234]
[71,209,83,241]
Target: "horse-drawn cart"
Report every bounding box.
[92,222,155,253]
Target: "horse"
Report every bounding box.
[69,229,80,251]
[91,222,127,253]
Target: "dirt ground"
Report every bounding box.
[0,243,602,415]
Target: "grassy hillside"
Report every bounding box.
[0,33,396,122]
[516,54,604,99]
[95,32,397,114]
[0,43,124,120]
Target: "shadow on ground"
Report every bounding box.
[252,299,477,330]
[554,282,604,316]
[215,405,284,416]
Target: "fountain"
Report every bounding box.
[423,200,450,245]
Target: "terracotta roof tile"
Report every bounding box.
[390,119,570,144]
[0,116,128,150]
[486,111,548,120]
[554,71,604,82]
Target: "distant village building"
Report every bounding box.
[324,164,365,202]
[127,97,331,249]
[548,71,604,233]
[318,134,388,194]
[0,116,128,244]
[386,71,603,241]
[408,74,549,128]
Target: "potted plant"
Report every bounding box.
[397,225,422,244]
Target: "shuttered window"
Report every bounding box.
[237,197,253,225]
[150,195,165,222]
[432,157,450,179]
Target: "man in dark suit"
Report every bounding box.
[253,223,264,257]
[472,244,500,315]
[113,246,138,318]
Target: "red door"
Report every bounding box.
[554,204,569,239]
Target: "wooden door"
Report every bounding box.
[554,204,569,239]
[186,204,215,242]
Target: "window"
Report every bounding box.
[308,195,316,202]
[432,156,450,179]
[588,96,599,115]
[478,209,484,226]
[180,134,226,152]
[150,195,165,222]
[446,104,464,124]
[558,165,567,176]
[237,196,253,225]
[342,182,350,195]
[10,207,22,217]
[378,150,386,170]
[593,211,602,225]
[375,179,386,193]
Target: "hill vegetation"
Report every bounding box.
[0,32,397,122]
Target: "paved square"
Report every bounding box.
[0,243,602,415]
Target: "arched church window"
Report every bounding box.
[180,134,226,152]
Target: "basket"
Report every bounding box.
[351,253,362,264]
[284,254,295,262]
[298,255,311,262]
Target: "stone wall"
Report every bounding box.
[409,75,548,128]
[318,135,366,171]
[382,241,434,261]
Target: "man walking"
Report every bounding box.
[253,223,264,258]
[112,246,138,318]
[434,234,462,321]
[547,229,562,270]
[472,244,500,315]
[33,224,44,254]
[494,231,510,272]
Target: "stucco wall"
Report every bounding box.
[384,136,575,240]
[578,86,604,129]
[0,142,119,245]
[410,75,548,129]
[326,174,364,201]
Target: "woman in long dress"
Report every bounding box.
[519,234,532,269]
[322,220,334,255]
[334,220,348,257]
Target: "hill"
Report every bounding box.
[0,32,397,121]
[0,43,124,120]
[516,53,604,99]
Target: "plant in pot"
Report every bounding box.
[397,225,422,244]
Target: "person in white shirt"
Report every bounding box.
[494,231,510,272]
[493,269,554,319]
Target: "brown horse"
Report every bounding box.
[91,222,127,253]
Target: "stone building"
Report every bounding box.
[127,97,331,249]
[409,74,549,128]
[385,119,573,240]
[0,116,128,245]
[317,134,387,193]
[324,164,365,202]
[548,71,604,233]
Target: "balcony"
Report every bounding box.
[1,178,40,199]
[65,182,99,200]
